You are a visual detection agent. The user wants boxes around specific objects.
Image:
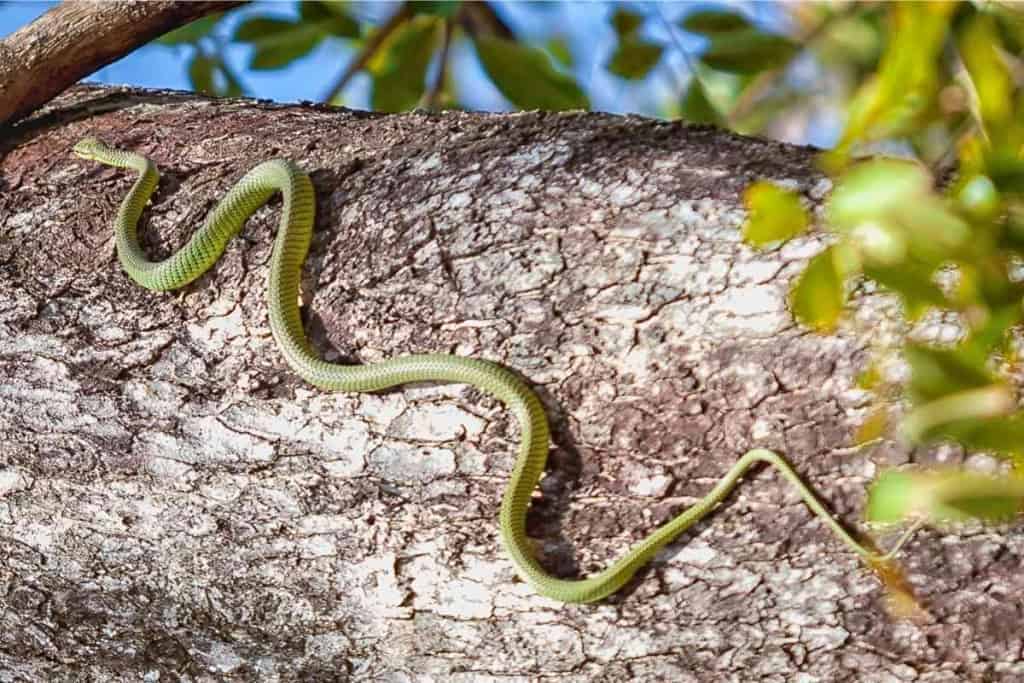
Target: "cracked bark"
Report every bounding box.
[1,85,1021,682]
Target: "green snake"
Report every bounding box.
[72,137,903,604]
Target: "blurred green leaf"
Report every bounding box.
[235,17,295,41]
[816,12,882,67]
[235,9,358,70]
[157,13,222,45]
[862,262,946,318]
[867,468,1024,526]
[680,78,723,125]
[827,159,932,230]
[904,344,993,403]
[607,38,663,80]
[741,181,809,246]
[187,54,217,95]
[371,18,440,112]
[789,245,847,332]
[412,1,462,18]
[547,37,573,68]
[931,413,1024,456]
[987,156,1024,194]
[959,13,1013,135]
[701,29,797,74]
[681,9,752,36]
[866,469,915,525]
[611,8,644,37]
[831,2,954,159]
[475,36,589,111]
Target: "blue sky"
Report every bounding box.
[0,2,790,121]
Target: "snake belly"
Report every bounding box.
[72,137,885,604]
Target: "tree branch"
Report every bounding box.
[0,0,242,126]
[322,3,413,104]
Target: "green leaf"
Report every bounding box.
[234,17,295,41]
[474,36,589,111]
[959,13,1013,134]
[831,2,954,158]
[701,29,797,74]
[867,468,1024,526]
[300,1,332,22]
[903,344,994,404]
[371,18,440,113]
[789,245,847,332]
[611,8,644,37]
[681,9,752,36]
[680,78,722,125]
[188,54,217,95]
[866,469,916,525]
[930,413,1024,457]
[607,38,663,80]
[413,1,462,18]
[862,262,946,319]
[827,159,931,230]
[233,18,326,70]
[987,155,1024,194]
[301,2,359,36]
[157,13,222,45]
[547,37,573,68]
[741,181,809,247]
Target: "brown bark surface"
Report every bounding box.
[0,84,1021,681]
[0,1,241,127]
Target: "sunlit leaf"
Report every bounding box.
[832,2,954,159]
[789,245,848,332]
[681,9,752,36]
[867,467,1024,526]
[959,13,1013,135]
[741,181,809,247]
[866,469,916,525]
[607,38,663,80]
[827,159,932,231]
[701,29,798,74]
[475,36,589,111]
[157,13,222,45]
[371,18,440,112]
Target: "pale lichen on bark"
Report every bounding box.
[0,85,1021,681]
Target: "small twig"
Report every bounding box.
[322,2,413,104]
[420,18,453,111]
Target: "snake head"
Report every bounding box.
[72,136,106,161]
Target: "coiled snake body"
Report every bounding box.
[72,137,894,603]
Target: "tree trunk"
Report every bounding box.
[0,84,1020,682]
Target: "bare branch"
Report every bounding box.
[0,0,242,126]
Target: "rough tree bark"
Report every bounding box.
[0,1,241,127]
[0,85,1021,682]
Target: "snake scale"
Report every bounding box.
[72,137,899,604]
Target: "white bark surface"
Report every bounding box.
[0,85,1021,682]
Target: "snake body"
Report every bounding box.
[72,137,895,603]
